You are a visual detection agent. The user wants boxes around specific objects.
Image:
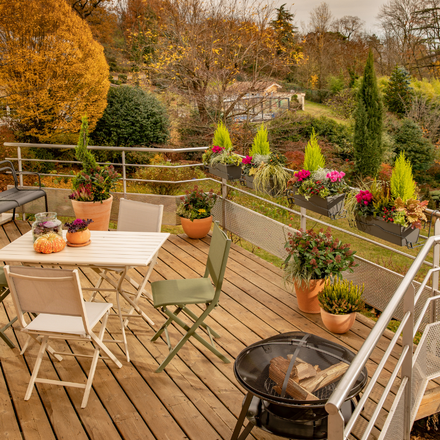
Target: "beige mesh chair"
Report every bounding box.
[4,265,122,409]
[90,198,164,328]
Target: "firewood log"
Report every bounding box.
[299,362,349,393]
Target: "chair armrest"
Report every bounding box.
[18,171,42,188]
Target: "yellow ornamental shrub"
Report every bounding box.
[0,0,109,142]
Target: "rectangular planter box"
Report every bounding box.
[355,215,420,247]
[208,164,242,181]
[288,190,345,219]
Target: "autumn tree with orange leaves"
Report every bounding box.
[0,0,110,142]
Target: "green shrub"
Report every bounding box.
[384,66,413,116]
[303,129,325,171]
[250,124,271,156]
[212,121,232,149]
[393,119,435,172]
[391,152,416,201]
[134,161,206,195]
[327,75,345,95]
[91,86,170,163]
[324,88,357,120]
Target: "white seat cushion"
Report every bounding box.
[24,302,112,336]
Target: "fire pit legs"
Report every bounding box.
[231,392,255,440]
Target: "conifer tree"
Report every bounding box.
[353,50,384,178]
[384,65,413,116]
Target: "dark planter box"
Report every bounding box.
[355,215,420,247]
[288,190,345,219]
[244,174,254,189]
[209,164,242,180]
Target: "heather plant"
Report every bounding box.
[303,129,325,171]
[64,218,93,233]
[318,279,365,315]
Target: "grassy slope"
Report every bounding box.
[300,100,349,125]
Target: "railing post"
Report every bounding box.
[300,207,307,230]
[221,178,227,230]
[122,150,127,197]
[17,146,23,187]
[401,282,415,439]
[326,404,345,440]
[431,219,440,323]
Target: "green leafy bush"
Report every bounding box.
[91,86,170,162]
[393,119,435,172]
[324,89,357,120]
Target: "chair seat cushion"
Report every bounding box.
[24,302,112,336]
[152,278,215,308]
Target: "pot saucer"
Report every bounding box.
[66,239,91,247]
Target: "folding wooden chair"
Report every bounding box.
[90,198,164,327]
[151,221,231,372]
[4,265,122,408]
[0,267,17,348]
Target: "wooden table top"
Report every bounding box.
[0,230,170,267]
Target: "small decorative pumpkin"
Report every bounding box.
[34,232,66,254]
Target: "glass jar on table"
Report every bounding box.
[31,212,63,242]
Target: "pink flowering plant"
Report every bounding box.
[202,145,242,167]
[64,218,93,233]
[287,168,348,200]
[283,228,357,286]
[176,186,218,221]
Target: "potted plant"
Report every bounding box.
[348,152,428,247]
[69,116,120,231]
[244,124,290,197]
[318,279,364,334]
[176,186,218,238]
[202,122,242,180]
[64,218,94,246]
[283,228,357,314]
[286,130,347,218]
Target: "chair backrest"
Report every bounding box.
[205,222,231,299]
[4,266,91,333]
[0,160,19,188]
[117,198,164,232]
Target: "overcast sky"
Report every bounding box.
[276,0,387,33]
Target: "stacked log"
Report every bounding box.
[269,356,349,400]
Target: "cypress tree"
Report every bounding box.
[353,50,384,178]
[384,65,413,116]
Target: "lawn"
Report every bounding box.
[300,100,349,125]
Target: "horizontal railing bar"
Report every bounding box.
[4,142,207,153]
[360,344,410,440]
[327,235,440,413]
[414,294,440,336]
[344,310,411,436]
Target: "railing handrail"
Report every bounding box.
[326,234,440,413]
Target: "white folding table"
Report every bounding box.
[0,230,170,362]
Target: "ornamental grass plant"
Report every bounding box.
[318,279,365,315]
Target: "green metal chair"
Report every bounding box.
[151,221,232,372]
[0,267,17,348]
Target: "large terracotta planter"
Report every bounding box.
[294,279,326,314]
[66,229,91,245]
[71,195,113,231]
[180,216,213,239]
[320,308,356,334]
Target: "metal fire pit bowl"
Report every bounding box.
[231,332,368,440]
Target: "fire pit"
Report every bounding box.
[231,332,367,440]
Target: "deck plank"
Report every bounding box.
[0,220,430,440]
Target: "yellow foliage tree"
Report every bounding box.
[0,0,110,142]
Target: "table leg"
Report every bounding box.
[115,267,130,362]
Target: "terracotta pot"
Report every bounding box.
[294,279,326,314]
[320,308,356,334]
[180,216,212,239]
[71,195,113,231]
[66,229,91,245]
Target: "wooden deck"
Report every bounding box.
[0,220,425,440]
